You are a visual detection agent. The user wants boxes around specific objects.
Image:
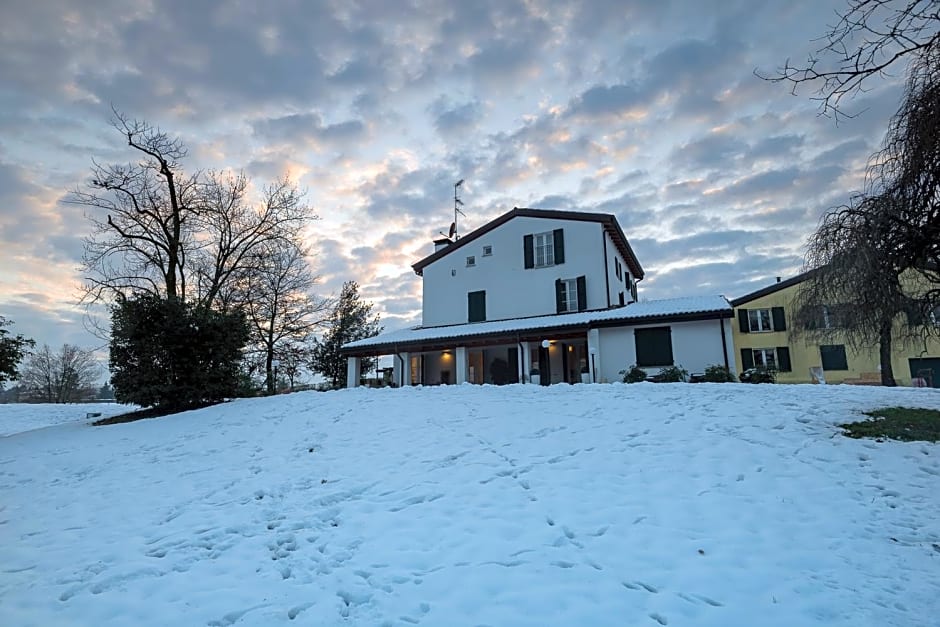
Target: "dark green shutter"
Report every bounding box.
[738,309,750,333]
[634,327,673,367]
[820,345,848,370]
[468,291,486,322]
[776,347,791,372]
[771,307,786,331]
[553,229,565,264]
[523,234,534,269]
[741,348,754,370]
[905,302,926,326]
[576,276,587,311]
[555,279,565,313]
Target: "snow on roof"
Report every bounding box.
[343,295,731,351]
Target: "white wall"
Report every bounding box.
[603,230,634,307]
[421,217,608,327]
[597,318,732,382]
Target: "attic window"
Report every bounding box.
[482,245,493,256]
[466,256,476,267]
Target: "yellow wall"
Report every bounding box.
[732,279,940,386]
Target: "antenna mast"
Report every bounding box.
[453,179,465,240]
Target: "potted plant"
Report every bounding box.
[580,365,591,384]
[530,368,540,385]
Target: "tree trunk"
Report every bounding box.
[878,318,897,386]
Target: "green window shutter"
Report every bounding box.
[740,348,754,370]
[772,307,787,331]
[576,275,587,311]
[634,327,673,367]
[820,344,848,370]
[904,302,926,326]
[468,291,486,323]
[555,279,565,314]
[738,309,749,333]
[553,229,565,264]
[776,347,791,372]
[523,234,534,269]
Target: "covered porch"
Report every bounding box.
[343,329,599,388]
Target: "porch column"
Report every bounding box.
[520,341,531,383]
[587,329,601,383]
[399,352,411,386]
[455,346,469,384]
[346,356,361,388]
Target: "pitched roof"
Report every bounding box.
[729,269,818,307]
[411,207,645,279]
[342,295,731,354]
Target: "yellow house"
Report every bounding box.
[730,271,940,386]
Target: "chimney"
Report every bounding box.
[776,276,781,283]
[433,238,451,252]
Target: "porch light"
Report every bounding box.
[541,339,550,348]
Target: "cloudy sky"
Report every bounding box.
[0,0,907,353]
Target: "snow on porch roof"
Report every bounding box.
[342,295,732,354]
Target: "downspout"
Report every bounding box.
[719,318,729,370]
[602,232,611,308]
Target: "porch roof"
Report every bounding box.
[342,295,732,355]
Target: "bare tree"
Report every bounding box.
[875,44,940,303]
[191,171,313,310]
[72,109,197,303]
[763,0,940,118]
[275,341,311,392]
[240,241,329,395]
[20,344,101,403]
[71,110,316,313]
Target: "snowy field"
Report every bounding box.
[0,402,135,437]
[1,384,938,626]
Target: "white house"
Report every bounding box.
[342,208,734,386]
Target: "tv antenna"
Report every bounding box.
[453,179,466,240]
[438,179,467,242]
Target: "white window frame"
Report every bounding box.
[533,232,555,267]
[482,245,493,256]
[466,256,475,267]
[748,308,773,332]
[752,348,777,369]
[560,278,578,313]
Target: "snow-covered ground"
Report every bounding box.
[0,402,134,437]
[1,384,938,626]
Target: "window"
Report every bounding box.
[618,291,625,306]
[556,276,586,313]
[748,309,772,331]
[534,232,554,267]
[468,291,486,323]
[634,327,673,367]
[739,307,786,333]
[740,347,792,372]
[753,348,777,369]
[614,258,621,280]
[560,279,577,312]
[807,304,846,329]
[524,229,565,268]
[630,280,637,302]
[820,344,848,371]
[482,245,493,256]
[466,256,475,267]
[907,303,940,327]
